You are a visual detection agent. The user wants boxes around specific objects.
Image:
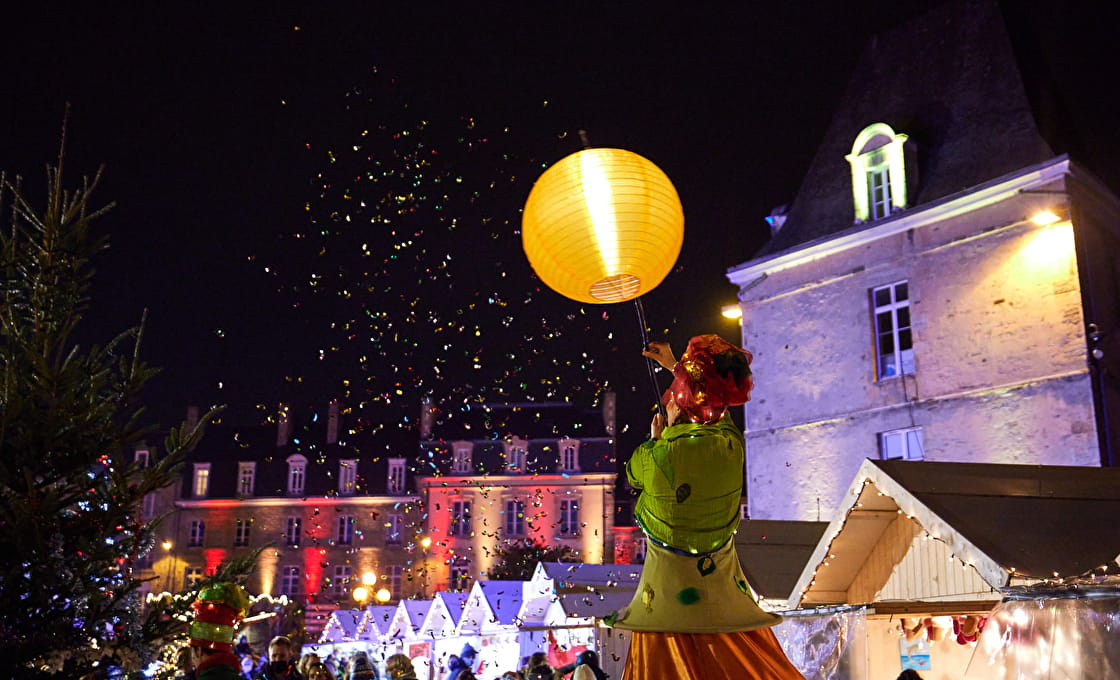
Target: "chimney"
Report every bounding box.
[327,400,340,445]
[185,406,200,430]
[276,403,290,447]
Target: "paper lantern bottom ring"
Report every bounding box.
[589,273,642,303]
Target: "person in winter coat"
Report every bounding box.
[385,654,418,680]
[444,644,477,680]
[555,650,608,680]
[256,636,303,680]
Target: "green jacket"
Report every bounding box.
[627,412,743,554]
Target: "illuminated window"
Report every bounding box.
[237,462,255,497]
[389,565,403,598]
[385,513,403,545]
[188,520,205,547]
[504,499,525,537]
[185,567,204,588]
[505,437,527,474]
[449,559,472,592]
[234,519,251,547]
[339,459,357,495]
[450,500,472,537]
[332,565,351,598]
[286,455,307,496]
[336,515,355,545]
[880,427,924,460]
[387,458,406,494]
[134,449,150,468]
[846,122,909,223]
[559,500,580,536]
[285,516,302,546]
[192,464,210,498]
[452,442,473,474]
[872,281,914,379]
[558,438,580,472]
[281,566,302,596]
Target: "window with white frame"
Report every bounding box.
[880,427,924,460]
[286,454,307,496]
[558,438,580,472]
[872,281,914,379]
[339,459,357,495]
[134,449,150,468]
[332,565,352,599]
[285,516,302,546]
[336,515,355,545]
[385,513,403,545]
[450,500,472,537]
[237,462,255,497]
[387,458,406,494]
[188,520,205,547]
[740,503,749,520]
[185,567,204,588]
[234,518,251,547]
[846,122,909,223]
[280,566,301,596]
[503,499,525,537]
[505,438,527,474]
[559,499,580,536]
[192,463,210,498]
[452,443,473,474]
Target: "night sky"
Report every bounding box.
[2,2,1117,455]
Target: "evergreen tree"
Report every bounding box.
[0,137,220,677]
[487,537,580,581]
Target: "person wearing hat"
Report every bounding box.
[385,653,419,680]
[185,582,252,680]
[608,336,804,679]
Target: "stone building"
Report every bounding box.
[415,395,618,590]
[149,402,425,613]
[726,0,1120,524]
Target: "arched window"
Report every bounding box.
[846,122,909,222]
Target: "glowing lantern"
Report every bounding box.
[522,148,684,304]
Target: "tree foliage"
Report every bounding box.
[487,537,580,581]
[0,137,222,678]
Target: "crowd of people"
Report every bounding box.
[182,634,609,680]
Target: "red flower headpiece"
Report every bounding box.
[663,334,753,424]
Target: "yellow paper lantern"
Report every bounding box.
[522,148,684,304]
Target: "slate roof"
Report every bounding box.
[419,401,617,476]
[757,0,1054,258]
[734,520,828,601]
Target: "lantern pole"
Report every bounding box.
[575,129,667,420]
[634,297,667,421]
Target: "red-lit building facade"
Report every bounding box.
[415,395,621,591]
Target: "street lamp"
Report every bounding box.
[162,540,175,593]
[353,586,369,604]
[375,588,392,603]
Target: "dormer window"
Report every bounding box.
[238,462,255,497]
[286,454,307,496]
[557,438,580,472]
[192,463,211,498]
[387,458,406,494]
[846,122,909,223]
[504,437,527,474]
[452,442,473,474]
[339,459,357,495]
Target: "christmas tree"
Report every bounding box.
[0,132,222,677]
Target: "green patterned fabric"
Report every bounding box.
[627,412,743,554]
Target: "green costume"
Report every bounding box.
[611,412,780,633]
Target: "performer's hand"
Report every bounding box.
[650,412,667,439]
[642,342,677,371]
[665,399,682,426]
